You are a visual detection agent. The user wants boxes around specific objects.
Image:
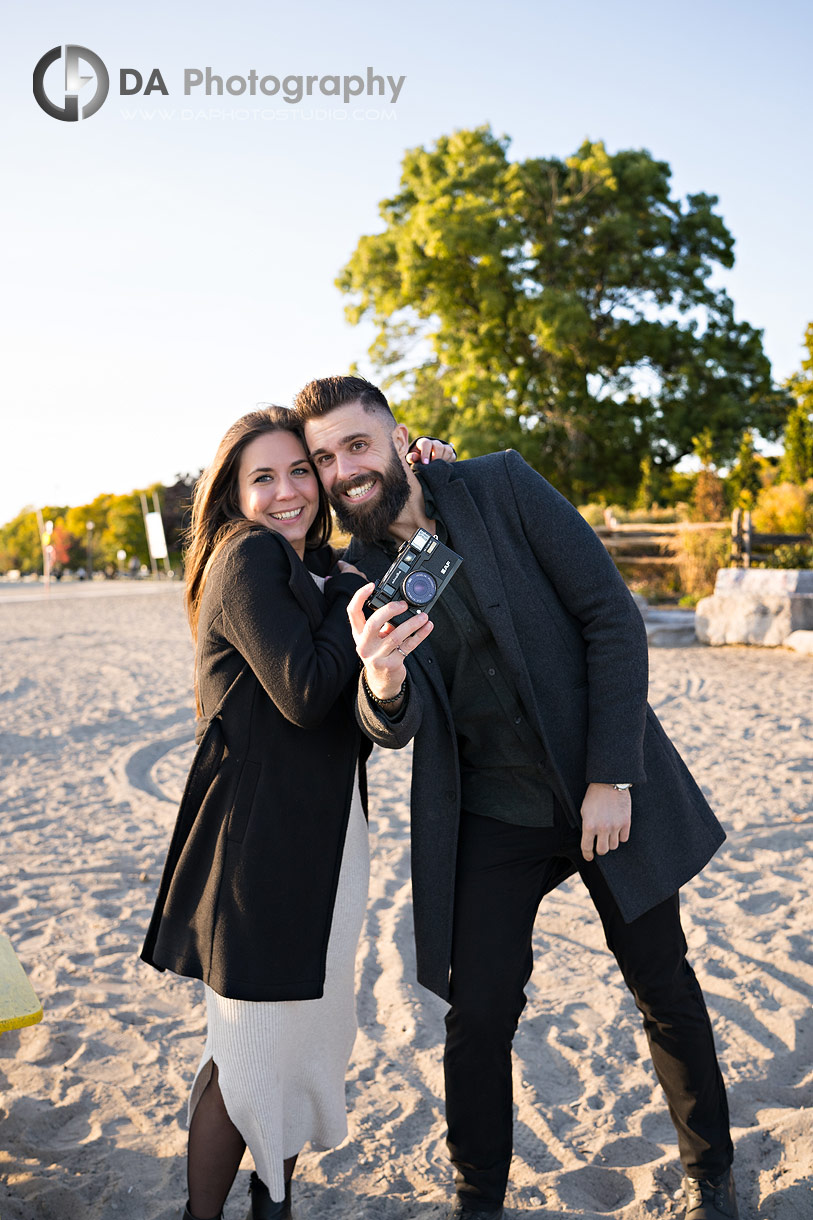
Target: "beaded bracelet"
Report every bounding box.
[362,670,407,707]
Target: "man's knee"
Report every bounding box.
[623,953,705,1017]
[445,985,527,1045]
[608,899,695,1005]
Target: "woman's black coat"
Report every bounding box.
[141,526,369,1001]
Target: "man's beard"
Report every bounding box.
[328,444,410,543]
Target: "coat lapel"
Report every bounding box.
[284,538,327,630]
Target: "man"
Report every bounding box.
[293,375,739,1220]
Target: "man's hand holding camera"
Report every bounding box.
[348,586,434,712]
[348,528,461,713]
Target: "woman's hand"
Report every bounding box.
[347,584,434,701]
[407,436,457,466]
[335,559,365,578]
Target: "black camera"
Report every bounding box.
[366,528,463,624]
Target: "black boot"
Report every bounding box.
[182,1207,222,1220]
[446,1205,504,1220]
[684,1169,739,1219]
[246,1171,292,1220]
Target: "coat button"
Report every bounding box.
[514,716,522,724]
[487,667,496,676]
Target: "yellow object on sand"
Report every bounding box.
[0,932,43,1033]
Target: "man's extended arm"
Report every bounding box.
[503,449,647,859]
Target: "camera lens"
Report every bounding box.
[403,570,437,606]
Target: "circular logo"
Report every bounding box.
[33,45,109,121]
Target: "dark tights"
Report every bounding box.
[187,1063,297,1219]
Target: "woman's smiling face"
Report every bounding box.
[237,429,320,558]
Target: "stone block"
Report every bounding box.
[784,630,813,656]
[714,568,813,595]
[643,609,697,648]
[695,592,813,646]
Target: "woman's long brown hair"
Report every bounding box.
[184,406,332,666]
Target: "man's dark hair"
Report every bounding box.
[293,375,396,425]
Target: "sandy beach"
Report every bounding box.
[0,585,810,1219]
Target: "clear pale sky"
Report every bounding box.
[2,0,811,524]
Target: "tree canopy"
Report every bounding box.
[0,474,197,575]
[729,429,762,509]
[339,126,790,502]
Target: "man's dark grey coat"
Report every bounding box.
[350,450,725,1003]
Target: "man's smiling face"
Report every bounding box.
[303,401,412,542]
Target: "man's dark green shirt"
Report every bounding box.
[405,478,556,827]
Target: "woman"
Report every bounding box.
[141,407,440,1220]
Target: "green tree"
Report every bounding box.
[159,473,199,555]
[780,403,813,485]
[0,484,189,574]
[634,455,669,511]
[0,508,41,574]
[339,127,789,502]
[102,494,149,566]
[64,495,116,571]
[786,323,813,402]
[728,429,762,508]
[782,326,813,483]
[0,506,70,574]
[690,429,726,521]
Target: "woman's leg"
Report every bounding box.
[187,1063,246,1218]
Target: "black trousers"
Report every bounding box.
[444,809,733,1209]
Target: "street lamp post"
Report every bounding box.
[85,521,95,580]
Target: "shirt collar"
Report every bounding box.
[417,469,439,524]
[416,468,447,543]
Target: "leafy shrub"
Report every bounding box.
[577,503,608,527]
[691,469,726,522]
[625,571,681,602]
[758,543,813,570]
[676,528,731,597]
[751,481,812,536]
[582,503,686,525]
[624,505,684,523]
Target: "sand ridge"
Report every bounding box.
[0,587,811,1218]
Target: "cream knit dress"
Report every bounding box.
[188,573,370,1203]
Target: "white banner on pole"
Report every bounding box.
[145,511,168,560]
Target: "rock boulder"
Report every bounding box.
[695,569,813,646]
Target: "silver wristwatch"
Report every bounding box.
[612,782,633,791]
